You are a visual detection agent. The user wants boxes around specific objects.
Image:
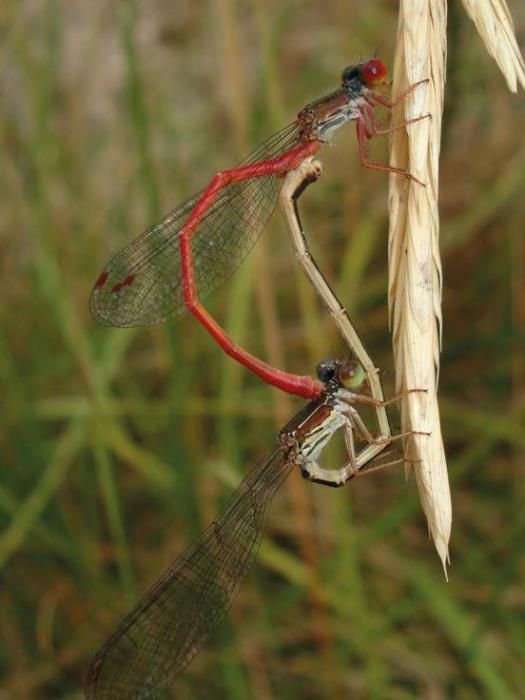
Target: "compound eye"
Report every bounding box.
[316,360,337,384]
[338,361,365,390]
[359,58,387,86]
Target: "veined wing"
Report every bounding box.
[90,123,301,327]
[85,447,294,700]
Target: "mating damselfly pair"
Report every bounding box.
[86,59,428,699]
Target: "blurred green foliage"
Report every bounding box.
[1,1,525,698]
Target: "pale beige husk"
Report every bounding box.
[461,0,525,92]
[388,0,524,573]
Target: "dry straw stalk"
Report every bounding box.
[388,0,525,573]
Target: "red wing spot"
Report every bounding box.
[111,274,135,295]
[94,271,109,289]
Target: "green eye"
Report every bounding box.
[338,361,365,389]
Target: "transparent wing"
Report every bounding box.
[90,123,301,327]
[85,447,293,700]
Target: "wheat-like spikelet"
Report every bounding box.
[388,0,450,573]
[389,0,524,574]
[461,0,525,92]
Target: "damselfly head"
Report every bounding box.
[302,59,387,143]
[341,58,387,89]
[316,359,366,391]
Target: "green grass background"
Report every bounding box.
[2,1,525,698]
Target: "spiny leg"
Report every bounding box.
[355,116,426,185]
[345,387,428,410]
[356,79,430,185]
[361,102,431,138]
[299,399,426,488]
[366,79,429,109]
[302,424,426,488]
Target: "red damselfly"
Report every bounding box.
[90,60,427,400]
[86,359,420,699]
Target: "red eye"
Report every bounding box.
[360,59,387,86]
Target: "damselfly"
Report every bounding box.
[86,359,421,700]
[90,60,427,399]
